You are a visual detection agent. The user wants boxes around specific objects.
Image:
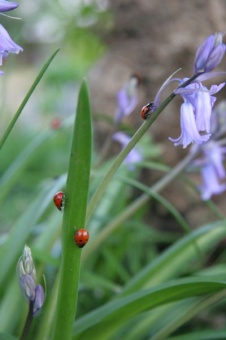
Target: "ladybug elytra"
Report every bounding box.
[74,228,89,248]
[141,102,154,120]
[53,191,65,211]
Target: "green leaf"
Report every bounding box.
[0,132,51,202]
[52,80,92,339]
[168,329,226,340]
[149,289,226,339]
[0,176,65,288]
[0,333,18,340]
[0,49,60,151]
[72,278,226,339]
[120,222,226,296]
[119,175,192,234]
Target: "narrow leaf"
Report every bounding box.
[52,80,92,339]
[72,279,226,339]
[0,49,60,151]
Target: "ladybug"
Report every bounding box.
[141,102,154,120]
[74,228,89,248]
[50,118,61,129]
[53,191,65,211]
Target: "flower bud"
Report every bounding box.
[17,245,45,314]
[0,0,18,12]
[18,274,36,302]
[194,33,225,74]
[114,75,139,124]
[33,285,45,316]
[18,245,36,282]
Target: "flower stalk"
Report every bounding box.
[86,74,200,223]
[20,301,34,340]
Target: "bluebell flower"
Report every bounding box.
[114,75,140,124]
[200,162,226,200]
[194,33,226,74]
[169,79,225,148]
[0,23,23,65]
[33,285,45,316]
[0,0,18,12]
[18,273,36,302]
[17,245,45,316]
[203,141,226,179]
[192,140,226,200]
[113,132,142,170]
[169,102,210,148]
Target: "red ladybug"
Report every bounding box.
[141,102,154,120]
[53,191,65,211]
[74,228,89,248]
[50,118,61,129]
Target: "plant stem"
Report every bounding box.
[20,301,34,340]
[83,145,200,260]
[86,73,201,224]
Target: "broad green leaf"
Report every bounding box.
[72,278,226,339]
[52,80,92,339]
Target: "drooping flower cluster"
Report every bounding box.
[190,101,226,200]
[172,33,226,148]
[140,32,226,200]
[0,0,23,74]
[173,34,226,199]
[142,33,226,150]
[17,245,45,316]
[169,80,225,148]
[199,142,226,200]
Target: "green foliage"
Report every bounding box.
[1,66,226,340]
[1,9,226,339]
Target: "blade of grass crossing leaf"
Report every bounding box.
[52,81,92,340]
